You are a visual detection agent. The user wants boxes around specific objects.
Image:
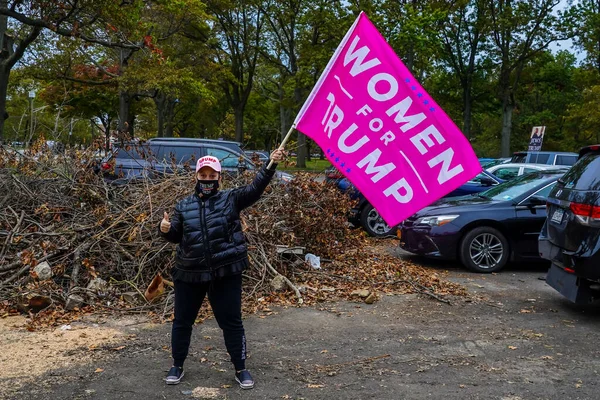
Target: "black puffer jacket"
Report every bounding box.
[161,166,276,282]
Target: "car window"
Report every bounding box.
[532,182,556,198]
[559,153,600,191]
[113,144,155,160]
[158,145,202,166]
[481,174,553,201]
[527,153,550,164]
[205,147,250,169]
[523,167,540,174]
[493,167,520,180]
[555,155,578,166]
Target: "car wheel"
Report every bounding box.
[460,226,509,273]
[360,203,396,237]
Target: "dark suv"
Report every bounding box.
[539,145,600,304]
[100,138,292,183]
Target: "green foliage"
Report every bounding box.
[3,0,600,160]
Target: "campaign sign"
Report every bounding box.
[528,126,546,152]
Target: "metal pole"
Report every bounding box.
[268,124,295,169]
[69,117,73,147]
[29,97,33,145]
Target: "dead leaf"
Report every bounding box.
[508,346,517,350]
[94,368,104,373]
[307,384,324,388]
[144,274,165,302]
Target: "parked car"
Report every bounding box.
[324,165,345,184]
[149,137,244,153]
[511,151,578,166]
[99,138,292,183]
[486,163,569,181]
[399,170,566,272]
[334,170,504,237]
[244,150,270,163]
[539,144,600,304]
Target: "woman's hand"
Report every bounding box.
[270,149,286,163]
[160,212,171,233]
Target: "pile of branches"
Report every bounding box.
[0,144,467,327]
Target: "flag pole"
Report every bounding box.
[268,124,295,169]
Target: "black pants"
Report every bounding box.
[171,274,246,371]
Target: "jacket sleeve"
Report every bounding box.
[159,202,184,244]
[233,165,277,211]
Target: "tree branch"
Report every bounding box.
[5,25,41,69]
[0,6,141,49]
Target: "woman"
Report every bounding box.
[160,150,284,389]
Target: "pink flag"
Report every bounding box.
[294,12,481,227]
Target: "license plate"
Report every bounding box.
[551,208,564,224]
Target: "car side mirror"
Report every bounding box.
[528,195,546,207]
[480,177,496,186]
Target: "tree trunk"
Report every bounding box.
[234,106,244,143]
[164,99,176,138]
[127,111,135,138]
[294,86,307,168]
[280,106,291,141]
[500,92,513,157]
[462,78,473,140]
[156,107,164,138]
[154,92,165,138]
[118,90,130,138]
[0,65,9,144]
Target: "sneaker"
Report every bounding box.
[235,369,254,389]
[165,366,184,385]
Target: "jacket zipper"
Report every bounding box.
[199,198,213,274]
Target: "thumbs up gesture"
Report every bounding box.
[160,212,171,233]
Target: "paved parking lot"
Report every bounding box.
[5,251,600,400]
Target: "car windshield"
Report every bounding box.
[481,159,505,169]
[479,173,552,201]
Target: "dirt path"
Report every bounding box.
[3,263,600,400]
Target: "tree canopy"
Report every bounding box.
[1,0,598,161]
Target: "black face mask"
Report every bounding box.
[196,179,219,198]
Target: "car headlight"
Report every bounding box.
[416,215,460,226]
